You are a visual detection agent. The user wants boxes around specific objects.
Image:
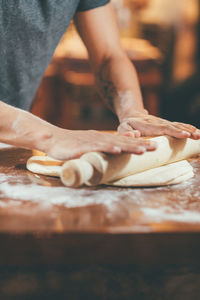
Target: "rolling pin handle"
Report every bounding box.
[61,159,94,188]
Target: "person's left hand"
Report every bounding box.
[117,112,200,139]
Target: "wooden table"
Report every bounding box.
[0,144,200,268]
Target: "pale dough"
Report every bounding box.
[27,156,63,177]
[27,157,194,187]
[80,135,200,184]
[110,160,194,187]
[27,135,199,187]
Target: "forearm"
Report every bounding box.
[0,101,159,158]
[95,53,147,122]
[0,101,54,152]
[75,4,200,140]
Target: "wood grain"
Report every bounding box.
[0,146,200,265]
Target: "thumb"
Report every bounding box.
[117,122,141,137]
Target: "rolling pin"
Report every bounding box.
[60,136,200,187]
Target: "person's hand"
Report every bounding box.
[118,112,200,139]
[44,128,157,161]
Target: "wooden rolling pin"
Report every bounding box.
[60,136,200,187]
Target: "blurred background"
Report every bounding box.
[31,0,200,130]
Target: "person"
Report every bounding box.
[0,0,199,161]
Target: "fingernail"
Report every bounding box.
[113,146,121,152]
[149,141,157,147]
[193,131,200,138]
[182,131,191,136]
[137,146,146,153]
[126,131,138,137]
[135,131,141,137]
[124,132,133,137]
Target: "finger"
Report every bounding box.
[191,129,200,139]
[78,133,157,156]
[118,121,141,138]
[118,130,141,138]
[172,122,197,135]
[165,127,191,138]
[169,124,200,139]
[77,138,146,156]
[170,122,200,139]
[96,137,157,155]
[95,142,146,155]
[117,138,157,153]
[141,139,157,151]
[176,125,200,139]
[118,122,134,133]
[173,122,197,132]
[74,143,122,157]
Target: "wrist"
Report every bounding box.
[32,124,54,153]
[113,90,148,122]
[11,112,54,152]
[37,125,64,155]
[0,101,55,151]
[118,108,148,123]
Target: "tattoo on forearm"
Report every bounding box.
[96,63,116,111]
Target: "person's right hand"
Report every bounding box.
[44,128,157,161]
[117,112,200,140]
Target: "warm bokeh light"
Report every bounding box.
[31,0,200,128]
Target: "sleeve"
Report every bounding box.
[77,0,110,12]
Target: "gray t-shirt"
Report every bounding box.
[0,0,110,110]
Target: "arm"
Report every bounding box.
[74,3,200,139]
[0,101,156,158]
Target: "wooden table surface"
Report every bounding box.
[0,144,200,266]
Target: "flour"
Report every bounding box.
[0,178,124,209]
[141,207,200,223]
[134,161,200,223]
[0,142,200,225]
[0,142,13,149]
[0,142,123,209]
[116,91,136,112]
[11,112,22,134]
[115,90,147,121]
[11,110,41,138]
[0,169,199,224]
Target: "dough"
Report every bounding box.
[110,160,194,187]
[27,156,63,177]
[27,155,194,187]
[80,135,200,184]
[26,135,198,187]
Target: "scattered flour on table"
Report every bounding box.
[139,163,200,223]
[0,142,13,149]
[141,207,200,223]
[0,171,199,224]
[0,174,126,209]
[0,156,199,223]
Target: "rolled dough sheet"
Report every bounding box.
[27,156,194,187]
[110,160,194,187]
[27,135,199,187]
[81,135,200,184]
[26,156,63,177]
